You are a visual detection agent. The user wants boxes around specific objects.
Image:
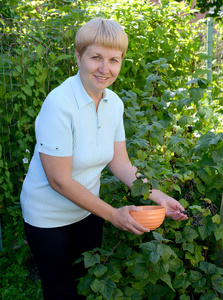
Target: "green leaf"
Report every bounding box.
[89,264,107,278]
[160,274,175,292]
[186,254,204,269]
[124,286,142,298]
[194,177,206,195]
[153,260,168,277]
[198,168,212,185]
[160,245,177,262]
[198,218,217,240]
[182,242,194,253]
[198,261,216,274]
[173,183,182,194]
[211,275,223,293]
[173,274,191,289]
[194,132,222,152]
[83,252,100,268]
[189,270,203,282]
[177,97,192,111]
[102,279,116,300]
[189,87,205,103]
[214,224,223,241]
[147,282,166,300]
[26,77,35,87]
[35,45,43,57]
[132,261,149,280]
[136,150,148,160]
[175,231,185,244]
[178,115,194,127]
[212,214,220,224]
[182,226,199,242]
[56,54,73,61]
[78,274,94,295]
[140,242,160,264]
[115,243,132,259]
[21,86,32,96]
[197,106,212,119]
[131,179,151,199]
[152,231,171,242]
[90,279,105,293]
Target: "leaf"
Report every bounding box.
[175,231,185,244]
[89,264,107,278]
[212,214,220,224]
[178,115,194,127]
[147,282,166,300]
[177,97,192,111]
[160,274,175,291]
[182,226,199,242]
[137,150,148,160]
[189,270,203,282]
[197,106,212,119]
[194,132,222,152]
[140,242,160,264]
[132,262,149,280]
[173,274,191,289]
[78,274,94,295]
[189,87,205,103]
[21,86,32,96]
[102,279,116,300]
[26,77,35,87]
[56,54,73,61]
[131,179,151,199]
[214,224,223,241]
[124,286,142,298]
[160,245,176,262]
[35,45,43,57]
[182,242,194,253]
[198,261,216,274]
[153,260,168,277]
[83,252,100,268]
[185,251,204,268]
[90,278,105,293]
[211,275,223,293]
[194,177,206,195]
[173,184,182,194]
[152,231,171,242]
[198,218,217,240]
[115,243,132,259]
[198,168,212,185]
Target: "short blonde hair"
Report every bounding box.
[75,18,128,58]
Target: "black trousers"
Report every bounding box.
[24,214,103,300]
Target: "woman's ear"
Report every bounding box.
[75,50,81,66]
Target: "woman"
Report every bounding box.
[20,18,187,300]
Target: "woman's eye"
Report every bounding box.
[92,56,99,60]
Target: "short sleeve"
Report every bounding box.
[114,96,125,142]
[35,90,73,157]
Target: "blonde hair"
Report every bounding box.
[75,18,128,58]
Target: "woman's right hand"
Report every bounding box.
[109,205,150,235]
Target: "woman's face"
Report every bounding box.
[76,45,123,102]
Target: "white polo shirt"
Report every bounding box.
[20,72,125,228]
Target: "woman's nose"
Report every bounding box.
[98,60,109,74]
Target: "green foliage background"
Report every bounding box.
[0,0,223,299]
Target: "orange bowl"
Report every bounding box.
[129,206,166,230]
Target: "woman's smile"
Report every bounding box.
[76,45,123,102]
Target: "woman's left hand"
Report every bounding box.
[159,196,188,221]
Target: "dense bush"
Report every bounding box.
[0,0,223,299]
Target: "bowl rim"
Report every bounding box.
[130,205,166,212]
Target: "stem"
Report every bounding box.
[103,234,122,265]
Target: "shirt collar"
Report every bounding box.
[72,72,109,109]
